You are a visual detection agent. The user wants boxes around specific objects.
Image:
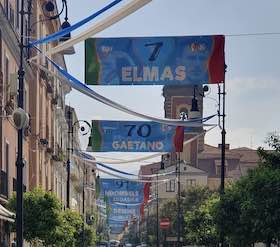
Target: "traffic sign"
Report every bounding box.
[160,218,170,229]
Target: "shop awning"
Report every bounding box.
[0,204,15,223]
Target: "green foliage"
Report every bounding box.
[214,133,280,246]
[76,224,97,247]
[257,132,280,169]
[53,209,83,247]
[8,188,97,247]
[182,186,213,212]
[8,188,62,245]
[185,195,220,247]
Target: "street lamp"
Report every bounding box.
[15,1,72,245]
[66,108,91,208]
[151,162,165,247]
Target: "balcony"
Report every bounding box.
[0,170,8,198]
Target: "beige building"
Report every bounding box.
[139,161,207,202]
[0,0,77,245]
[66,106,97,216]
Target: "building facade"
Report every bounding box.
[0,0,75,245]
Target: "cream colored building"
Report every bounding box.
[155,162,208,200]
[0,0,73,245]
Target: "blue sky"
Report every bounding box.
[60,0,280,172]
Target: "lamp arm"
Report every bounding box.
[29,1,66,33]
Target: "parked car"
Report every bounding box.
[97,241,109,247]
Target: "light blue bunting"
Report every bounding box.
[29,0,123,46]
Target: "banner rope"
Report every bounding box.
[29,0,123,46]
[32,60,217,127]
[93,125,216,164]
[28,0,152,61]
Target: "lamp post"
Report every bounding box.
[66,108,72,208]
[14,2,71,244]
[16,0,26,245]
[176,153,181,247]
[152,161,165,247]
[156,172,159,247]
[218,81,226,247]
[82,162,87,247]
[66,112,91,208]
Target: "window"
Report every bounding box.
[4,141,9,194]
[216,165,228,176]
[4,0,9,16]
[166,179,175,192]
[9,3,14,27]
[24,87,29,112]
[186,179,196,186]
[16,0,19,28]
[215,160,228,176]
[4,56,10,104]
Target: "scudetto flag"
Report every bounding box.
[85,35,225,86]
[173,126,184,152]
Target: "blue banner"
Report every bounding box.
[98,179,142,232]
[85,35,225,85]
[100,179,144,204]
[87,120,195,152]
[109,204,140,222]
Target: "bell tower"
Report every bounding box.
[162,85,205,167]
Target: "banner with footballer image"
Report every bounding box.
[85,35,225,85]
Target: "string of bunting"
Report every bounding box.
[96,162,175,178]
[29,0,152,61]
[95,166,171,183]
[73,151,175,182]
[32,60,217,127]
[29,0,124,46]
[93,125,216,164]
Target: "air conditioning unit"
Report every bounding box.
[9,73,18,97]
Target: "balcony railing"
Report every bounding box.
[0,170,8,197]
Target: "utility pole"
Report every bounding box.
[218,80,226,247]
[176,152,181,247]
[156,172,159,247]
[82,163,87,247]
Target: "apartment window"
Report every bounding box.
[215,160,228,176]
[216,165,228,176]
[4,56,9,104]
[2,141,10,196]
[4,0,9,16]
[166,179,175,192]
[9,3,14,27]
[186,179,196,186]
[24,16,28,45]
[16,0,19,28]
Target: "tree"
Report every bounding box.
[156,187,213,245]
[8,188,96,247]
[185,195,220,247]
[76,224,97,247]
[53,209,83,247]
[214,133,280,247]
[182,186,212,212]
[8,188,62,246]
